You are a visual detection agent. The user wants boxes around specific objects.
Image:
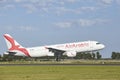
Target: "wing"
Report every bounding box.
[47,47,65,53]
[46,47,66,61]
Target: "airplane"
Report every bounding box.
[3,34,105,61]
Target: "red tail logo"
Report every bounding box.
[4,34,31,57]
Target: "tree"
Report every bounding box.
[75,52,97,60]
[86,53,92,59]
[111,52,116,59]
[116,52,120,59]
[96,52,101,59]
[75,52,84,59]
[111,52,120,59]
[92,53,95,59]
[0,54,2,61]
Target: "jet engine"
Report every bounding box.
[47,52,54,56]
[64,51,77,57]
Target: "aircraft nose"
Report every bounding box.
[101,44,105,49]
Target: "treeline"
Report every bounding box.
[111,52,120,59]
[1,51,120,61]
[0,52,102,61]
[74,52,101,59]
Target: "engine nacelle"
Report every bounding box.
[64,51,77,57]
[47,52,54,56]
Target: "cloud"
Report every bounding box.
[77,19,108,27]
[54,7,73,15]
[0,1,15,10]
[101,0,114,5]
[5,26,37,31]
[54,22,72,28]
[0,0,7,3]
[65,0,78,3]
[0,0,98,15]
[19,26,34,31]
[81,6,97,11]
[5,26,14,31]
[20,0,56,14]
[54,6,97,15]
[3,4,15,9]
[14,0,21,3]
[77,19,96,27]
[23,4,37,13]
[98,0,115,6]
[54,19,108,28]
[0,0,119,16]
[0,0,115,16]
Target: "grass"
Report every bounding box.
[1,60,120,64]
[0,65,120,80]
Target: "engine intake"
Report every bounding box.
[64,51,77,57]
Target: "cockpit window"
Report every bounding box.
[96,43,100,45]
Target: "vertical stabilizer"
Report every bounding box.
[3,34,23,50]
[3,34,30,57]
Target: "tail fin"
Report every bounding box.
[3,34,23,50]
[3,34,31,57]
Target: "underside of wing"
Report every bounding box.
[46,47,66,61]
[47,47,65,53]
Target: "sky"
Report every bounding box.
[0,0,120,58]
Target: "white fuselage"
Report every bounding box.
[14,41,105,57]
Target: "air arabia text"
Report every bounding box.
[65,43,89,48]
